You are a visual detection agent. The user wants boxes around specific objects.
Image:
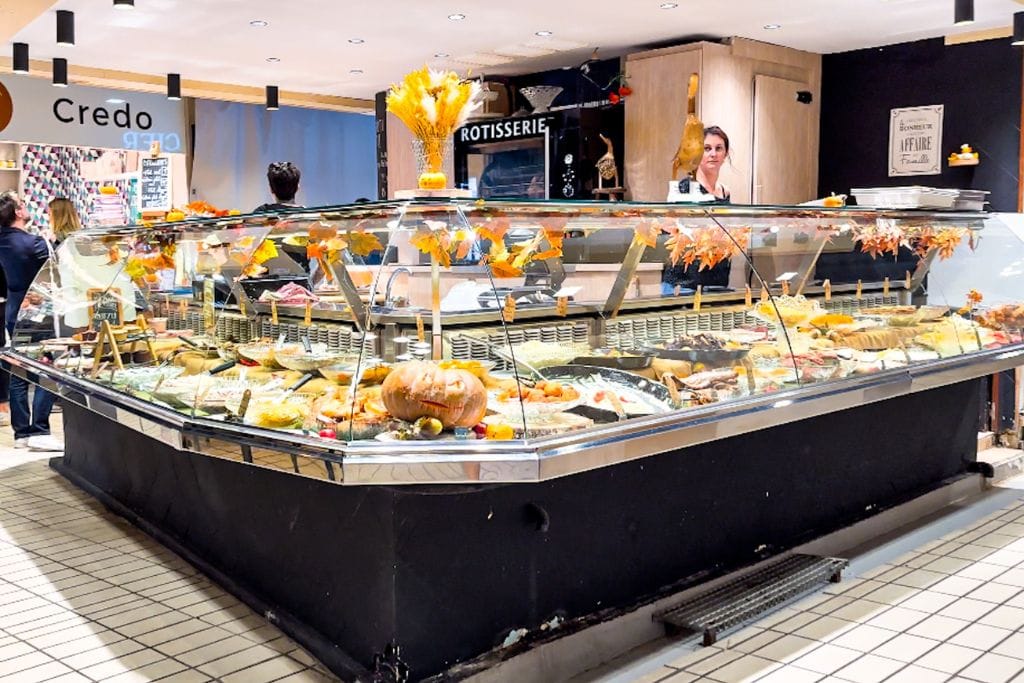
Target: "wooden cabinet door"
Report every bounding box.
[752,74,815,205]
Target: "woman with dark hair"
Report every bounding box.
[663,126,734,295]
[677,125,731,201]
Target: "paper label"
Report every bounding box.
[824,279,832,301]
[271,300,278,324]
[416,313,425,342]
[556,296,569,317]
[503,294,516,323]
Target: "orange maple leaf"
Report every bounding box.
[476,218,509,244]
[346,231,384,257]
[533,248,562,261]
[488,258,523,278]
[307,242,325,260]
[633,220,661,248]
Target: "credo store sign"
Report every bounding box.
[0,74,186,152]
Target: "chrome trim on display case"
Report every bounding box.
[7,343,1022,486]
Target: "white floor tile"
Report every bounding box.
[828,624,897,653]
[863,606,929,632]
[915,642,984,674]
[870,632,939,664]
[830,653,903,683]
[969,582,1023,605]
[939,597,999,621]
[980,604,1024,630]
[703,655,779,683]
[788,643,860,675]
[908,614,972,641]
[792,616,855,642]
[957,652,1024,683]
[882,664,950,683]
[948,623,1014,651]
[750,665,822,683]
[957,562,1012,582]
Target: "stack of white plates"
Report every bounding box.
[851,186,959,209]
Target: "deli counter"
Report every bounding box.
[5,199,1023,680]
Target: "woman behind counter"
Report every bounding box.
[662,125,733,296]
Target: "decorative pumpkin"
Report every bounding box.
[165,210,186,222]
[417,171,447,191]
[381,361,487,429]
[822,193,846,208]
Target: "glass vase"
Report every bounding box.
[413,136,452,190]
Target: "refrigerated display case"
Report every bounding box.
[6,199,1022,679]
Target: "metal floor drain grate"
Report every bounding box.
[654,553,848,646]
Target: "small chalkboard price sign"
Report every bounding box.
[87,288,124,328]
[140,156,171,212]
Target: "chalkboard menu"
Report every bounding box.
[140,156,171,212]
[87,288,124,327]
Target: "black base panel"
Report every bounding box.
[56,379,981,680]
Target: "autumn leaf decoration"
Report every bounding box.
[302,222,384,282]
[664,224,751,271]
[242,238,279,278]
[912,227,966,260]
[411,220,453,267]
[849,223,967,261]
[123,237,177,284]
[479,217,565,278]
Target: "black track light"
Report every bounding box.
[12,43,29,74]
[167,73,181,100]
[1013,12,1024,46]
[114,0,135,9]
[954,0,974,26]
[52,58,68,87]
[56,10,75,47]
[266,85,279,110]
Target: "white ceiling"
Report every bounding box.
[10,0,1024,101]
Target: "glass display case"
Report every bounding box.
[6,199,1024,484]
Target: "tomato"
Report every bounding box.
[318,429,337,439]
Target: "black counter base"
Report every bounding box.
[54,379,981,680]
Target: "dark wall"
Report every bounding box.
[819,37,1021,211]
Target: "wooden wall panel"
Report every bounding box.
[624,45,703,202]
[624,38,822,205]
[384,115,456,198]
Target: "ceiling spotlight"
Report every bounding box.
[535,30,553,37]
[763,23,782,30]
[167,73,181,100]
[350,69,364,75]
[1013,11,1024,46]
[56,10,75,47]
[249,19,268,27]
[266,56,280,63]
[106,98,125,104]
[434,52,450,58]
[266,85,279,110]
[954,0,974,25]
[113,0,134,9]
[448,13,466,20]
[52,58,68,87]
[12,43,29,74]
[348,38,365,44]
[660,2,678,8]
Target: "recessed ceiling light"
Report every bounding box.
[250,20,268,27]
[448,13,466,21]
[348,38,365,44]
[535,30,553,37]
[434,52,450,58]
[106,98,125,104]
[266,56,280,62]
[763,23,782,30]
[350,69,363,75]
[660,2,678,8]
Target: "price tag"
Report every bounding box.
[179,299,187,316]
[270,300,278,324]
[503,294,516,322]
[744,285,752,308]
[905,270,912,290]
[883,277,890,296]
[693,285,702,312]
[556,296,569,317]
[416,313,425,342]
[203,279,215,331]
[304,300,313,326]
[781,280,790,296]
[239,295,246,317]
[824,279,832,301]
[856,279,863,299]
[760,286,769,302]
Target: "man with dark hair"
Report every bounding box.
[254,161,303,213]
[0,191,60,451]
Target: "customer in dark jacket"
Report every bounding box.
[0,192,61,451]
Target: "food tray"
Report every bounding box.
[539,365,676,411]
[570,351,654,370]
[640,344,750,364]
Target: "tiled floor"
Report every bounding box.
[601,475,1024,683]
[0,415,338,683]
